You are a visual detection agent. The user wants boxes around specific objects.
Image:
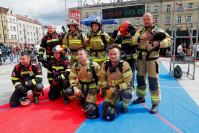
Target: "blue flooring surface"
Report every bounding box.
[76,64,199,133]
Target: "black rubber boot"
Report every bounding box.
[150,104,159,114]
[132,97,145,104]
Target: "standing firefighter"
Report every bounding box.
[100,45,133,121]
[38,25,63,69]
[47,45,71,104]
[10,52,44,107]
[62,19,88,65]
[131,12,172,114]
[68,48,101,119]
[88,17,111,65]
[112,20,136,88]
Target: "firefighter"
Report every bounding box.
[68,48,101,119]
[38,25,63,69]
[112,20,136,88]
[10,51,44,107]
[99,45,133,121]
[47,45,71,104]
[88,17,111,65]
[131,12,172,114]
[62,19,88,65]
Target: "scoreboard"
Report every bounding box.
[102,5,145,19]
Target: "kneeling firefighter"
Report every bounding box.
[10,52,44,107]
[47,45,71,104]
[68,48,101,119]
[99,45,133,121]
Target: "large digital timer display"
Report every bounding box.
[102,5,145,19]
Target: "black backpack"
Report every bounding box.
[174,65,182,79]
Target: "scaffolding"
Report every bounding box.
[169,0,199,80]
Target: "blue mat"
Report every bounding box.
[76,64,199,133]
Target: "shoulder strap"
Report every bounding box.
[100,32,107,50]
[118,60,123,73]
[104,60,110,72]
[89,60,98,84]
[78,32,85,47]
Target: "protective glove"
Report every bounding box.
[25,80,33,87]
[42,60,51,69]
[111,30,118,39]
[106,87,114,98]
[35,83,44,92]
[127,25,136,36]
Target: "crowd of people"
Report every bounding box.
[9,12,172,121]
[0,44,37,65]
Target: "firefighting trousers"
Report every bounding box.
[136,59,161,105]
[104,87,133,109]
[9,86,40,107]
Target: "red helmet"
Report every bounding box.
[118,21,131,36]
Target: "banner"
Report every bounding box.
[68,9,80,24]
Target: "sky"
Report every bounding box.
[0,0,79,26]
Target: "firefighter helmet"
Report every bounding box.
[118,21,131,36]
[67,19,79,27]
[52,45,64,53]
[103,105,117,121]
[20,97,31,106]
[91,17,102,27]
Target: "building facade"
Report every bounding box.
[69,0,199,35]
[0,7,9,45]
[16,15,43,48]
[7,10,18,46]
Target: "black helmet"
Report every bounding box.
[174,65,182,79]
[20,97,31,106]
[83,102,99,119]
[103,105,117,121]
[91,17,102,27]
[63,86,74,96]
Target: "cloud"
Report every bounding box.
[1,0,78,25]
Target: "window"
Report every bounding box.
[187,15,192,23]
[11,35,13,39]
[14,35,17,39]
[188,3,193,9]
[154,5,159,13]
[177,16,182,23]
[166,5,171,12]
[9,18,12,23]
[146,6,150,12]
[135,18,140,25]
[21,38,23,41]
[0,34,1,39]
[154,16,158,24]
[10,26,13,31]
[85,13,89,18]
[166,16,171,24]
[4,25,6,30]
[177,3,182,10]
[20,31,22,35]
[5,34,7,39]
[13,27,16,32]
